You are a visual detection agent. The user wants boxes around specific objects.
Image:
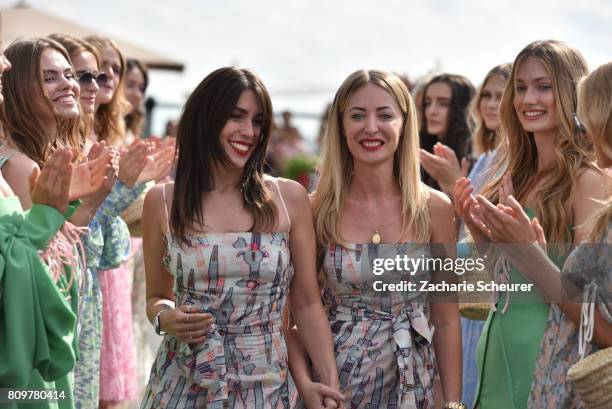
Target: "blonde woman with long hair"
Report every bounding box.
[454,41,611,408]
[289,70,462,409]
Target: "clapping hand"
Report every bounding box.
[453,177,489,243]
[420,143,469,195]
[69,143,115,201]
[30,148,74,214]
[137,145,175,183]
[69,143,120,225]
[118,141,152,187]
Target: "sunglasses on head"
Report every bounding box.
[573,114,587,138]
[77,71,109,86]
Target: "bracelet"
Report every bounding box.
[443,402,467,409]
[153,308,171,335]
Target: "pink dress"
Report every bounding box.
[98,239,140,403]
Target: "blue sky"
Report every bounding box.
[2,0,611,139]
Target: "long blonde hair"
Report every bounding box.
[577,62,612,242]
[469,63,512,155]
[84,35,130,145]
[0,38,82,166]
[313,69,431,246]
[482,40,595,251]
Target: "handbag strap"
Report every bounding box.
[579,281,597,359]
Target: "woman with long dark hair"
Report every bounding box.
[140,67,340,408]
[420,74,475,191]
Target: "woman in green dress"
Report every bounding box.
[463,62,612,408]
[0,149,77,409]
[454,40,610,409]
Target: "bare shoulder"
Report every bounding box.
[427,188,455,242]
[575,167,609,196]
[1,153,38,184]
[427,187,453,219]
[275,177,309,208]
[308,190,317,210]
[144,182,174,216]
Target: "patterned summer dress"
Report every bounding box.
[75,180,145,407]
[141,182,294,408]
[320,242,436,408]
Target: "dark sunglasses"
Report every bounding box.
[77,71,109,86]
[573,114,587,138]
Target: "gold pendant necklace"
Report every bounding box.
[360,206,382,244]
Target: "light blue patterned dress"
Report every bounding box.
[74,180,146,408]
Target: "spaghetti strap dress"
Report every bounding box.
[141,180,294,409]
[474,208,569,409]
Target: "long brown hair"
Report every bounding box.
[84,35,130,145]
[1,38,82,166]
[482,40,595,250]
[48,33,100,139]
[313,69,431,246]
[170,67,277,244]
[469,63,512,155]
[124,58,148,137]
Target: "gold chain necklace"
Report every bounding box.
[360,206,382,244]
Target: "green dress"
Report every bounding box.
[0,196,79,409]
[474,209,567,409]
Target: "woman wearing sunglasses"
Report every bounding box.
[81,35,173,409]
[47,33,128,409]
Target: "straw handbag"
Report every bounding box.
[567,347,612,409]
[566,283,612,409]
[457,242,494,321]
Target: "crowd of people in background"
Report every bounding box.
[0,28,611,409]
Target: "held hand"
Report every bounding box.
[30,148,73,214]
[118,141,151,187]
[69,146,114,201]
[137,146,175,183]
[301,381,345,409]
[160,305,215,344]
